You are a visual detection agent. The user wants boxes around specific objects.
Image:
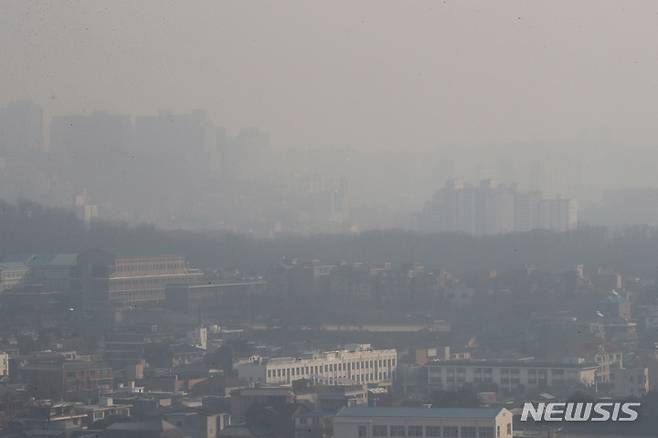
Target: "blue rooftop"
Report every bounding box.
[336,407,503,419]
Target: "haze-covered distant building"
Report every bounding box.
[78,250,205,308]
[427,359,598,392]
[50,111,134,202]
[0,100,44,159]
[419,179,578,234]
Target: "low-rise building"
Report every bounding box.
[163,411,227,438]
[77,397,132,424]
[611,366,649,398]
[236,345,397,386]
[165,281,267,314]
[0,262,29,292]
[427,360,598,392]
[293,406,334,438]
[333,407,513,438]
[0,351,8,378]
[18,353,113,401]
[78,250,205,308]
[230,387,295,421]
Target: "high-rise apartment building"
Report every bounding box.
[419,180,577,235]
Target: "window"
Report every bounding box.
[358,425,368,437]
[425,426,441,437]
[507,423,512,435]
[443,426,458,437]
[461,426,476,438]
[497,425,501,438]
[407,426,422,437]
[373,425,388,437]
[390,425,406,437]
[478,427,494,438]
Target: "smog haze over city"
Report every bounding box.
[4,2,658,438]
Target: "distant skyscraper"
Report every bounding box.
[50,111,133,200]
[540,196,578,232]
[514,191,543,232]
[0,100,44,159]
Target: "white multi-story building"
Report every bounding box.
[0,262,29,293]
[0,352,9,378]
[427,360,598,392]
[333,407,513,438]
[541,197,578,232]
[236,344,397,386]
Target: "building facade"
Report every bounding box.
[0,262,29,293]
[236,345,397,386]
[165,280,267,314]
[78,250,204,307]
[419,179,578,235]
[18,353,113,401]
[0,351,8,378]
[611,366,650,398]
[333,407,513,438]
[427,360,598,392]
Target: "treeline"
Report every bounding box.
[2,199,658,278]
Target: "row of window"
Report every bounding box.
[267,358,395,378]
[114,261,185,273]
[438,367,573,375]
[0,271,26,280]
[357,424,503,437]
[307,372,392,385]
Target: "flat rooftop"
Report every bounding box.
[430,360,598,369]
[336,407,503,419]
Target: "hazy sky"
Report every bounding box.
[3,0,658,150]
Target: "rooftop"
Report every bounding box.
[430,359,598,369]
[0,262,29,270]
[336,407,504,419]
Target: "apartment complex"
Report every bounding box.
[236,344,397,386]
[333,407,513,438]
[427,360,598,392]
[78,249,204,307]
[419,179,578,235]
